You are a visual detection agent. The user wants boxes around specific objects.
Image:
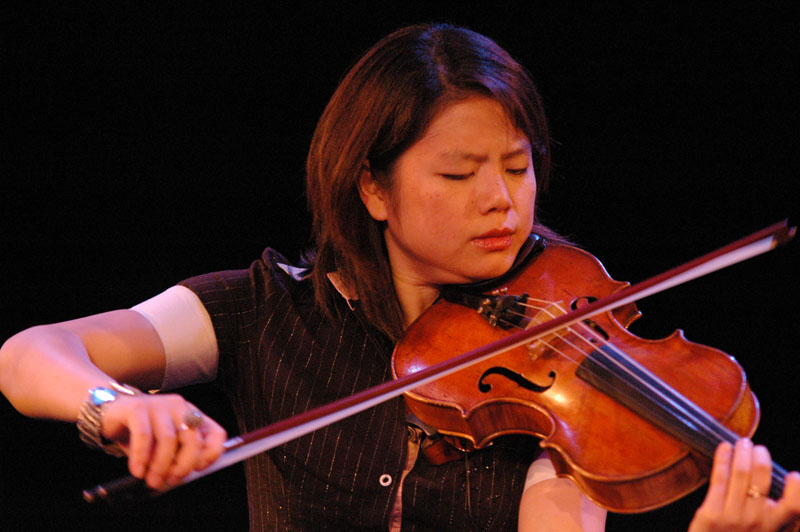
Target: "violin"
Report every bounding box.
[395,238,760,512]
[83,222,795,512]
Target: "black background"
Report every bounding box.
[2,3,798,531]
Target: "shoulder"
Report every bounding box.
[179,248,311,303]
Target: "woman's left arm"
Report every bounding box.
[518,452,607,532]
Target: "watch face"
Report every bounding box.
[90,388,116,405]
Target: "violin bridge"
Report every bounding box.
[524,301,568,361]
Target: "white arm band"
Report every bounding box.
[131,285,219,391]
[524,450,558,491]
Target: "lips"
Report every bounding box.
[472,228,514,250]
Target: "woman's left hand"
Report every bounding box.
[688,439,800,532]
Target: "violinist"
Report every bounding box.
[1,23,799,532]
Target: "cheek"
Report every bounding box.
[416,192,461,233]
[514,180,537,214]
[388,187,451,234]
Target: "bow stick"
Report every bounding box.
[83,220,795,504]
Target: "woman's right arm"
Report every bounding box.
[0,310,227,488]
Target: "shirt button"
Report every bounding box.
[379,474,392,487]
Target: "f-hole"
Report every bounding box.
[478,367,556,393]
[571,296,609,342]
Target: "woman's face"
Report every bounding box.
[361,96,536,287]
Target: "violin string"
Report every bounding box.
[532,300,745,450]
[499,299,787,495]
[488,299,745,455]
[469,295,786,495]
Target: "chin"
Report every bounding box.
[435,249,520,285]
[489,251,519,274]
[464,259,517,284]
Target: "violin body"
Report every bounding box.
[392,242,760,513]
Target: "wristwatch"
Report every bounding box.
[77,382,140,457]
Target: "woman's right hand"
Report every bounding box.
[101,393,227,489]
[0,309,228,490]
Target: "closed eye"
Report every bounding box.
[440,173,474,181]
[506,167,528,176]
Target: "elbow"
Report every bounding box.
[0,326,58,417]
[0,329,31,413]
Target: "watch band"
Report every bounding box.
[76,382,140,457]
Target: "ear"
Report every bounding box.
[357,163,389,221]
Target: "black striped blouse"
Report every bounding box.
[181,248,538,531]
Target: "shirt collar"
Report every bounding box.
[327,272,358,310]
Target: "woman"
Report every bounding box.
[1,23,798,532]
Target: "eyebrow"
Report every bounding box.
[437,147,530,163]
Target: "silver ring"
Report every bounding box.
[746,485,763,498]
[181,410,203,430]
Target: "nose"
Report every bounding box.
[477,169,513,214]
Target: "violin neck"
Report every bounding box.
[576,344,786,500]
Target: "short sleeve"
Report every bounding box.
[524,450,557,491]
[131,285,219,391]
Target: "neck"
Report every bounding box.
[392,275,441,330]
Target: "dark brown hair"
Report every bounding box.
[306,23,556,341]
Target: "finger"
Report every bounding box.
[124,405,154,479]
[166,419,203,486]
[784,472,800,507]
[736,444,773,530]
[688,442,737,532]
[197,418,228,469]
[704,441,735,510]
[772,472,800,531]
[145,408,179,489]
[725,438,755,508]
[749,444,773,499]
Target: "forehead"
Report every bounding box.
[416,97,531,155]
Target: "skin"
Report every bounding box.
[0,311,227,489]
[358,96,536,327]
[1,94,798,530]
[359,95,606,528]
[519,475,607,531]
[688,440,800,532]
[359,95,800,531]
